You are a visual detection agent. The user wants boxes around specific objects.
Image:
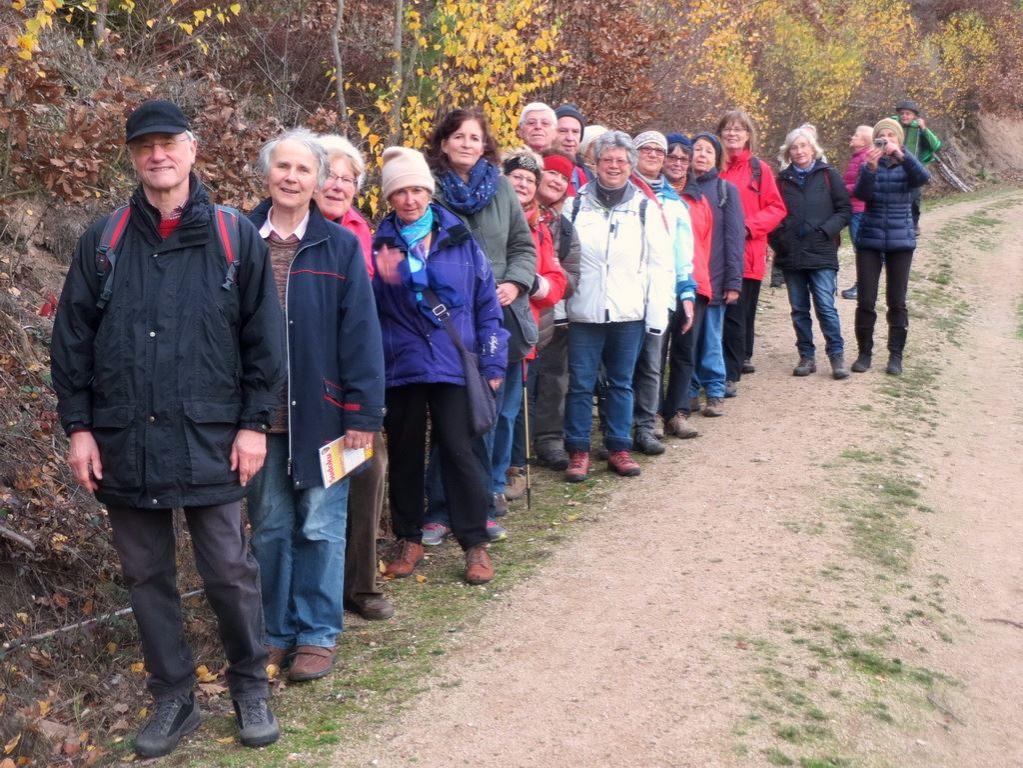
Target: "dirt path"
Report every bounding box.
[334,191,1023,768]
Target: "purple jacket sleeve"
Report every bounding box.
[722,181,746,293]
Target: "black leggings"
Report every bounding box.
[663,295,708,416]
[854,249,914,334]
[385,383,489,550]
[723,277,762,381]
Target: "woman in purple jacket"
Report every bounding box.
[372,147,509,586]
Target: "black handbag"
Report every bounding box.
[423,289,497,437]
[503,291,539,362]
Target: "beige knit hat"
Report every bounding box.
[872,118,905,145]
[380,146,435,200]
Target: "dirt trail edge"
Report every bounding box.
[334,190,1023,768]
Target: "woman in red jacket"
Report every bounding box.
[717,110,787,394]
[490,149,567,515]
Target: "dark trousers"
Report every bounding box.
[345,431,388,604]
[855,248,914,341]
[723,277,762,381]
[911,187,922,229]
[663,295,708,416]
[532,325,569,454]
[107,502,268,702]
[385,383,489,550]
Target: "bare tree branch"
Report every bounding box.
[331,0,348,123]
[388,0,405,145]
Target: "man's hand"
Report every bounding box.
[724,289,740,304]
[495,282,521,307]
[917,117,926,131]
[488,377,503,391]
[68,431,103,492]
[230,428,267,487]
[680,299,695,334]
[342,430,374,450]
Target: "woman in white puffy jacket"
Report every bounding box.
[561,130,674,482]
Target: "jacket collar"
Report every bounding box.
[582,179,638,211]
[724,148,753,170]
[250,198,331,247]
[129,173,212,247]
[373,203,472,252]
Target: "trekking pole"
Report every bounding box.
[521,358,532,511]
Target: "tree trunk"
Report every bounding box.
[331,0,348,125]
[387,0,404,145]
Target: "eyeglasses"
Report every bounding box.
[131,136,190,155]
[721,126,749,135]
[326,172,358,187]
[639,146,666,156]
[665,155,689,163]
[597,157,631,166]
[523,119,554,129]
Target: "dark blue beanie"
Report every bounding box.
[666,132,692,153]
[692,132,722,162]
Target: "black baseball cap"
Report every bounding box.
[125,99,191,143]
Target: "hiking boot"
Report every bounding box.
[607,450,641,477]
[596,445,609,460]
[703,397,725,417]
[667,410,699,439]
[265,645,291,671]
[384,539,424,578]
[233,696,280,748]
[841,284,858,300]
[690,396,702,414]
[492,492,509,517]
[724,380,738,398]
[288,645,335,682]
[537,445,570,471]
[421,522,450,547]
[634,431,665,456]
[741,358,756,374]
[885,354,903,376]
[793,357,817,377]
[653,415,665,440]
[565,451,589,483]
[504,467,527,500]
[464,544,494,584]
[851,354,872,373]
[887,327,907,376]
[830,356,850,380]
[486,519,507,541]
[345,595,395,621]
[134,692,201,758]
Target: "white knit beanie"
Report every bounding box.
[380,146,435,200]
[633,130,668,153]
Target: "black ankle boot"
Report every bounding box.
[886,327,907,375]
[852,328,873,373]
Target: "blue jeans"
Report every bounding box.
[783,268,844,359]
[689,304,726,399]
[565,321,646,453]
[849,212,862,249]
[491,360,525,494]
[247,433,349,649]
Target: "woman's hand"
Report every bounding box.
[680,299,695,334]
[495,282,521,307]
[724,289,740,304]
[866,146,884,170]
[375,244,405,285]
[488,378,503,391]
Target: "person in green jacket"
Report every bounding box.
[895,100,941,234]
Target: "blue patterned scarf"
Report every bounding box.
[436,159,500,215]
[398,206,434,299]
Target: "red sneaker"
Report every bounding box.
[564,451,590,483]
[607,450,641,477]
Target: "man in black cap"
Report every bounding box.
[554,103,591,192]
[894,99,941,233]
[51,99,286,757]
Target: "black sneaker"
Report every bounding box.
[841,284,858,300]
[134,692,201,758]
[234,696,280,748]
[634,431,665,456]
[741,358,756,374]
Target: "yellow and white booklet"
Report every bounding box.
[318,435,374,488]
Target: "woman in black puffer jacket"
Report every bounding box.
[851,118,930,375]
[771,126,852,379]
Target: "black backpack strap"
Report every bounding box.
[569,193,583,224]
[95,204,131,310]
[639,196,647,228]
[718,178,728,208]
[213,204,243,290]
[750,156,762,194]
[557,214,574,265]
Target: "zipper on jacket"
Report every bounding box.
[284,234,328,480]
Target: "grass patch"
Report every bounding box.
[172,471,613,767]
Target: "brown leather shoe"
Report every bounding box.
[667,411,699,439]
[288,645,335,682]
[265,645,291,671]
[384,539,424,578]
[564,451,589,483]
[504,466,527,500]
[346,595,395,621]
[464,544,494,585]
[703,397,725,417]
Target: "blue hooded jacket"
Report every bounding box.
[853,151,930,252]
[694,170,745,305]
[372,203,508,388]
